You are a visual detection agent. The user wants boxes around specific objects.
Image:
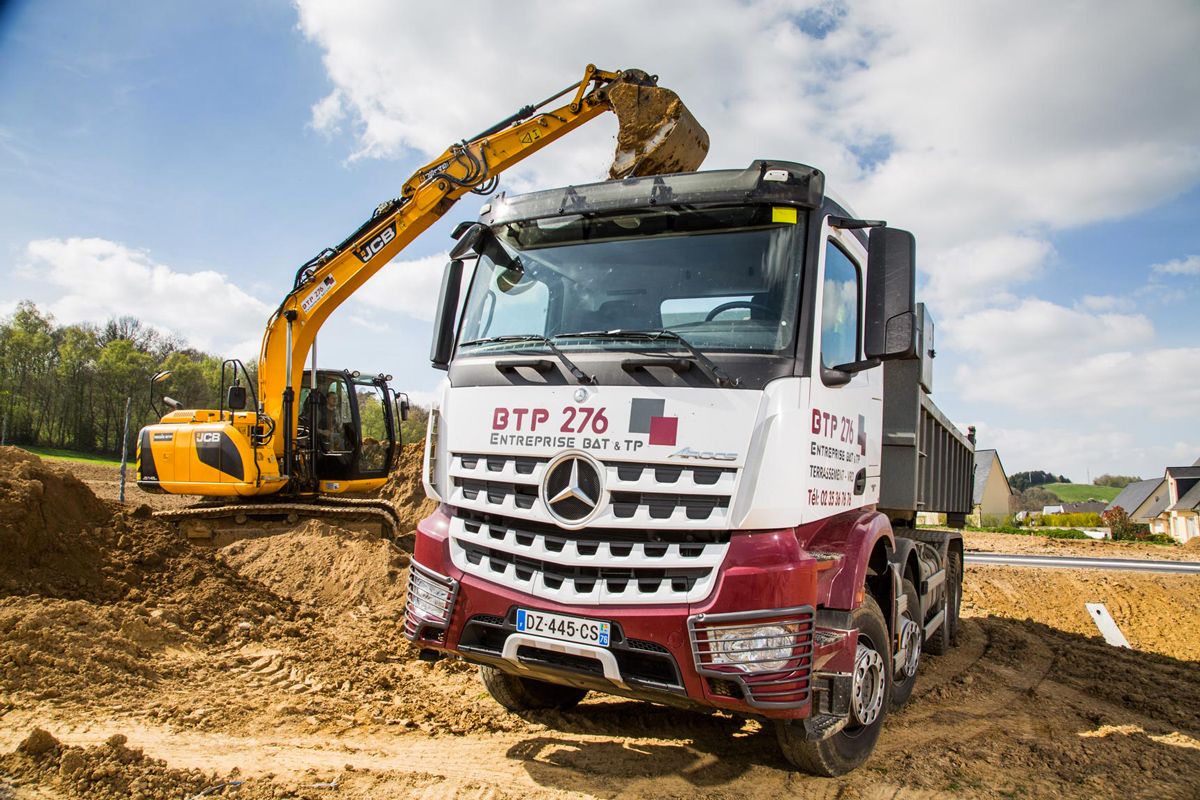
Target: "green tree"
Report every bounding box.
[400,404,429,447]
[1095,474,1142,488]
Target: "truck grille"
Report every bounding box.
[447,509,729,605]
[448,452,737,530]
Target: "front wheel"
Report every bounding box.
[776,594,891,776]
[480,666,588,711]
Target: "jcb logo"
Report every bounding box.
[355,222,396,263]
[195,432,221,444]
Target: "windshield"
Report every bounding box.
[457,205,804,356]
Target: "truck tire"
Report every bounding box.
[946,549,962,646]
[775,594,891,776]
[480,666,588,711]
[889,578,921,710]
[925,550,961,655]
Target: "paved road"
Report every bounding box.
[965,552,1200,575]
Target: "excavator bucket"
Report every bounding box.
[607,75,710,179]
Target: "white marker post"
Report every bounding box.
[1085,603,1130,648]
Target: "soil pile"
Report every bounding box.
[963,565,1200,661]
[0,449,305,707]
[962,529,1196,561]
[380,444,437,532]
[0,447,113,595]
[220,520,409,614]
[1,729,213,800]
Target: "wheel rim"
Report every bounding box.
[850,642,885,727]
[899,617,921,678]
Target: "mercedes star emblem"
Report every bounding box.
[542,453,603,526]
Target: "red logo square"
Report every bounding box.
[648,416,678,446]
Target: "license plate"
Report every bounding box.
[516,608,611,647]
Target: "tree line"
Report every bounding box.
[0,302,233,455]
[0,301,426,457]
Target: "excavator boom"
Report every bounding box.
[259,66,707,462]
[136,64,707,523]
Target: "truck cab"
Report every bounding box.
[408,161,972,775]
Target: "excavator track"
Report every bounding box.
[154,497,406,549]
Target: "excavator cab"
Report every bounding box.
[296,369,399,492]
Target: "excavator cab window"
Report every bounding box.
[299,370,396,485]
[353,378,394,474]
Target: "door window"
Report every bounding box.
[821,240,861,369]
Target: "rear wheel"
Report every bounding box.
[889,578,922,710]
[776,594,891,776]
[926,549,961,655]
[480,666,588,711]
[946,550,962,645]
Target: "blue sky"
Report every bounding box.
[2,0,1198,481]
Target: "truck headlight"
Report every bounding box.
[709,624,799,672]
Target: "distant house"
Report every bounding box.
[1161,465,1200,543]
[1105,478,1161,520]
[971,449,1013,525]
[1108,459,1200,543]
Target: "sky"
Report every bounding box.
[1,0,1197,482]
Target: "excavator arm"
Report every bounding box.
[257,65,708,460]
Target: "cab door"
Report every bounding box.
[801,219,883,523]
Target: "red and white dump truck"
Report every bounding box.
[406,161,974,775]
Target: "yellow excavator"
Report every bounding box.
[135,65,708,540]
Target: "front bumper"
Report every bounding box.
[406,506,857,720]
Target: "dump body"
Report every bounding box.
[409,161,971,775]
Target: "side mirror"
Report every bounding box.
[430,259,465,370]
[226,384,247,411]
[449,221,520,271]
[397,392,411,422]
[864,227,918,360]
[449,222,485,260]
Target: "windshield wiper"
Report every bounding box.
[555,329,740,387]
[459,334,595,385]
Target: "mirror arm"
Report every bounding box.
[833,357,881,374]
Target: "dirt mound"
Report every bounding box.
[220,520,409,613]
[0,598,169,700]
[1,729,214,800]
[381,444,437,532]
[0,449,308,708]
[962,565,1200,661]
[0,447,113,591]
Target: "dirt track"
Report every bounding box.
[2,448,1199,799]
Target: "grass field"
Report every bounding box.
[18,445,124,468]
[1041,482,1122,503]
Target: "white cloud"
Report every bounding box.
[1078,294,1129,312]
[1151,254,1200,275]
[294,1,1200,248]
[309,89,346,136]
[968,422,1199,483]
[942,298,1200,415]
[21,238,270,357]
[923,236,1053,315]
[349,251,450,322]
